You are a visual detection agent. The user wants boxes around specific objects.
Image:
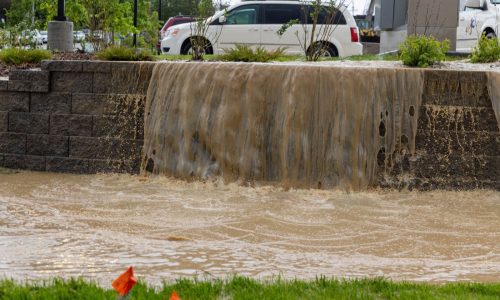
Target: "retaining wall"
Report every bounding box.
[0,61,498,190]
[380,70,500,190]
[0,61,154,174]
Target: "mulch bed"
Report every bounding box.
[52,51,95,61]
[0,51,96,78]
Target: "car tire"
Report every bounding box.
[323,44,338,57]
[309,43,338,58]
[485,31,496,39]
[181,41,192,55]
[181,39,213,55]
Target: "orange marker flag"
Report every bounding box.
[169,290,181,300]
[112,266,137,297]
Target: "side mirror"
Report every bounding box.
[219,15,226,24]
[464,0,483,9]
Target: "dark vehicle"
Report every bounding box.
[157,15,194,54]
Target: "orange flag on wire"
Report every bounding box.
[169,290,181,300]
[112,266,137,296]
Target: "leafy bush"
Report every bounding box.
[470,34,500,63]
[399,34,449,67]
[0,48,52,65]
[219,44,286,62]
[96,46,154,61]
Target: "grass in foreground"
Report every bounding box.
[1,277,500,300]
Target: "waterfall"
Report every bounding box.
[142,62,424,190]
[486,72,500,129]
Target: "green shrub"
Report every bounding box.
[219,44,286,62]
[96,46,154,61]
[399,34,449,68]
[0,48,52,65]
[470,34,500,63]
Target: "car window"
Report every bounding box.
[356,20,371,29]
[263,4,302,24]
[226,5,259,24]
[307,6,347,25]
[173,19,192,26]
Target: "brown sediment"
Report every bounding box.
[141,62,424,190]
[167,236,192,242]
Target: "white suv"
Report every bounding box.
[458,0,500,51]
[161,0,363,57]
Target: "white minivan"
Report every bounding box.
[161,0,363,57]
[457,0,500,51]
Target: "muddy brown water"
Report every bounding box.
[143,63,424,190]
[1,171,499,284]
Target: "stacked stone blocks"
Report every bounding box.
[0,61,498,190]
[413,71,500,190]
[0,61,154,173]
[380,70,500,190]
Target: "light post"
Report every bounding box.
[158,0,162,21]
[48,0,73,52]
[55,0,66,21]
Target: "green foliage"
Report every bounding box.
[96,46,154,61]
[4,0,159,52]
[0,48,52,65]
[1,277,500,299]
[5,0,40,28]
[274,0,344,61]
[470,34,500,63]
[153,0,203,19]
[399,34,450,68]
[189,0,218,61]
[277,19,299,37]
[6,0,87,30]
[219,44,286,62]
[119,0,160,49]
[0,20,44,50]
[79,0,133,52]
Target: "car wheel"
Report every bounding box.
[322,44,338,57]
[485,31,496,39]
[182,43,194,55]
[181,40,213,55]
[309,43,338,58]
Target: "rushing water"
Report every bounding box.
[143,63,424,190]
[1,171,499,284]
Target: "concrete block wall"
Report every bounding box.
[0,61,498,190]
[415,71,500,190]
[0,61,155,174]
[380,70,500,190]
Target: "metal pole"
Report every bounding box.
[32,0,35,25]
[158,0,162,21]
[56,0,66,21]
[133,0,138,47]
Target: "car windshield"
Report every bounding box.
[492,0,500,3]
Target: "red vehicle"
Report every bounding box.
[157,15,194,54]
